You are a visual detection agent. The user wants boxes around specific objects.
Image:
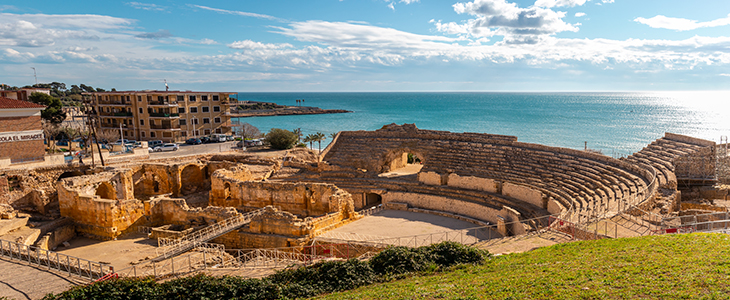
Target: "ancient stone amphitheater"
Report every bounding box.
[0,123,719,283]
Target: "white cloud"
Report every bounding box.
[227,40,292,50]
[575,12,586,17]
[199,38,217,45]
[534,0,587,8]
[188,4,284,22]
[720,73,730,77]
[400,0,420,4]
[126,2,167,12]
[444,0,579,44]
[388,2,395,10]
[635,14,730,31]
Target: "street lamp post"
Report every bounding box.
[119,123,126,152]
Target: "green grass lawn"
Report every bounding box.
[318,233,730,300]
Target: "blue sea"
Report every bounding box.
[232,92,730,157]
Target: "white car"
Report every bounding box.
[153,143,179,152]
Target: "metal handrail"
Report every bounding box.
[0,239,113,282]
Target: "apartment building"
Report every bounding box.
[85,90,235,142]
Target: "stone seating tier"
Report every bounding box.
[323,125,659,222]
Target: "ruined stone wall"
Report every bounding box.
[146,197,238,226]
[381,191,519,226]
[210,171,354,218]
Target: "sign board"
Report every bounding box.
[0,130,44,143]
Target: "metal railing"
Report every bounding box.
[357,204,385,217]
[154,209,265,261]
[0,239,113,282]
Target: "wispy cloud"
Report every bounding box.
[135,29,172,39]
[534,0,587,8]
[228,40,292,50]
[126,2,167,12]
[635,14,730,31]
[575,12,586,17]
[187,4,285,22]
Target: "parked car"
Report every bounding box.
[148,140,163,148]
[200,137,211,144]
[153,143,179,152]
[186,138,202,145]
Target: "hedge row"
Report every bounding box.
[43,241,490,300]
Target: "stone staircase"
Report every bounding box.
[152,208,265,262]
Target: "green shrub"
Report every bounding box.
[264,128,298,150]
[369,246,433,275]
[270,259,375,294]
[425,241,491,267]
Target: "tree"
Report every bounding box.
[96,129,119,144]
[42,121,61,153]
[293,128,302,144]
[234,122,261,140]
[304,134,315,149]
[314,132,326,153]
[29,92,66,124]
[264,128,298,150]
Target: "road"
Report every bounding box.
[148,141,239,159]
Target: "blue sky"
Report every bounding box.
[1,0,729,91]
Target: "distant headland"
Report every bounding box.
[228,100,351,117]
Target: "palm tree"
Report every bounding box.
[293,128,302,144]
[304,134,315,149]
[314,132,326,153]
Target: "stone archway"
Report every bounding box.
[379,148,426,178]
[95,182,116,200]
[180,165,204,195]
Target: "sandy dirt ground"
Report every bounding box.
[54,233,159,269]
[328,210,500,239]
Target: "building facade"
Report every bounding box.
[0,88,51,101]
[0,97,46,164]
[85,91,235,142]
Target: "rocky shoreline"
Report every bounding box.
[228,107,352,117]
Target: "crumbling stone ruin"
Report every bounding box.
[0,123,721,263]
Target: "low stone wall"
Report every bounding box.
[381,191,521,228]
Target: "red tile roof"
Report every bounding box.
[0,96,46,109]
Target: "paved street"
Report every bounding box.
[148,141,239,159]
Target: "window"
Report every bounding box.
[138,96,142,102]
[215,128,222,134]
[192,118,199,125]
[141,131,146,138]
[181,132,187,137]
[147,108,153,114]
[190,107,198,113]
[201,95,208,101]
[127,107,131,112]
[150,132,156,138]
[139,108,143,114]
[212,95,219,101]
[147,96,152,102]
[140,119,144,126]
[150,119,156,125]
[126,96,130,102]
[189,95,196,102]
[177,95,184,101]
[106,107,110,112]
[214,117,221,123]
[204,129,211,135]
[213,106,220,112]
[203,118,210,124]
[202,106,209,113]
[158,96,164,102]
[179,119,186,126]
[178,107,185,114]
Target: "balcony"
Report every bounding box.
[148,101,179,107]
[97,101,131,106]
[150,124,181,130]
[149,112,180,118]
[99,112,133,117]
